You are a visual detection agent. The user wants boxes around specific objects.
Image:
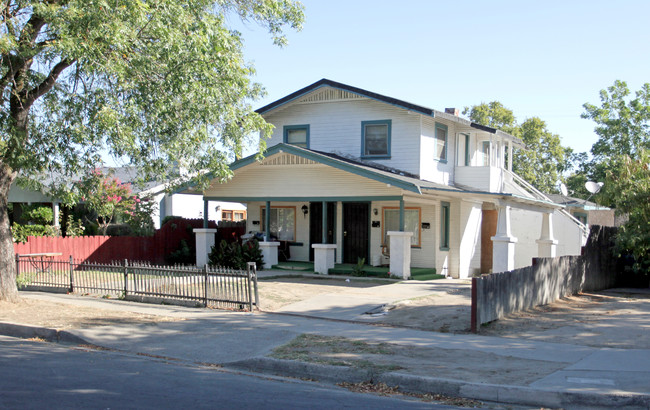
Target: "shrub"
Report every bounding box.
[167,239,194,265]
[209,239,263,270]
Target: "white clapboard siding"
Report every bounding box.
[419,116,456,185]
[264,96,422,176]
[204,162,403,199]
[454,166,503,192]
[368,201,437,269]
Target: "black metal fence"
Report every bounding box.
[15,255,259,311]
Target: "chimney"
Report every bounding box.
[445,108,459,116]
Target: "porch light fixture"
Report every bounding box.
[373,208,378,216]
[301,205,309,217]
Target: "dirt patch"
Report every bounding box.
[270,333,568,386]
[361,283,472,333]
[257,277,391,311]
[480,290,650,349]
[0,298,181,330]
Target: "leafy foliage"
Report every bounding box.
[167,239,195,266]
[599,150,650,275]
[463,102,573,193]
[74,168,136,235]
[0,0,303,299]
[209,238,263,270]
[10,205,58,243]
[125,195,156,237]
[579,80,650,204]
[582,80,650,162]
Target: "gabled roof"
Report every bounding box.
[256,79,525,148]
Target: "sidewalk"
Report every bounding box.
[2,291,649,409]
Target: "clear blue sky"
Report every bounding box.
[235,0,650,156]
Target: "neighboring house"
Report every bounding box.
[186,79,588,277]
[546,194,617,227]
[9,167,246,230]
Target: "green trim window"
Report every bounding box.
[435,123,448,163]
[574,212,588,225]
[284,125,309,148]
[361,120,391,158]
[260,206,296,241]
[440,202,450,250]
[382,207,421,247]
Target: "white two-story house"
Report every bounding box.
[192,79,587,278]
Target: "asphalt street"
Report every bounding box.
[0,336,456,410]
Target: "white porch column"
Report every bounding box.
[536,211,558,257]
[491,205,517,273]
[388,231,413,279]
[194,228,217,268]
[52,202,60,228]
[312,244,336,274]
[259,241,280,269]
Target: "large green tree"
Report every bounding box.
[582,80,650,274]
[599,149,650,274]
[463,102,573,194]
[0,0,304,301]
[580,80,650,204]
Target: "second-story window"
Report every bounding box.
[361,120,391,158]
[435,123,448,163]
[283,125,309,148]
[481,141,491,166]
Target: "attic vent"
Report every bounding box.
[298,88,365,104]
[261,153,318,166]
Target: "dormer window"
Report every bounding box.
[435,122,448,163]
[361,120,391,158]
[284,125,309,148]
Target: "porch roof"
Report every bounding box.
[223,144,562,211]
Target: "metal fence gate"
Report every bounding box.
[15,255,259,311]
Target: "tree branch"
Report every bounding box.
[23,58,74,108]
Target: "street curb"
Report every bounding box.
[0,321,89,345]
[227,357,650,410]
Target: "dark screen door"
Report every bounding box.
[342,202,369,264]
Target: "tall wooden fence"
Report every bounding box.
[13,218,219,264]
[471,225,619,332]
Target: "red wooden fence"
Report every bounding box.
[13,218,221,264]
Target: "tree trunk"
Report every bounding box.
[0,162,19,302]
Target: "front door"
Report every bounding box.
[309,202,336,261]
[343,202,369,264]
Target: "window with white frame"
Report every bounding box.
[435,123,448,162]
[481,141,491,166]
[382,207,421,247]
[283,125,309,148]
[260,206,296,241]
[361,120,391,158]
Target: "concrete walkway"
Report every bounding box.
[3,290,650,409]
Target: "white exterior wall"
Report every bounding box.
[456,200,482,278]
[510,208,585,269]
[246,201,310,262]
[154,193,245,229]
[368,201,437,269]
[265,98,422,176]
[205,163,404,199]
[420,117,456,184]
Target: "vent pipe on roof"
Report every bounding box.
[445,108,459,116]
